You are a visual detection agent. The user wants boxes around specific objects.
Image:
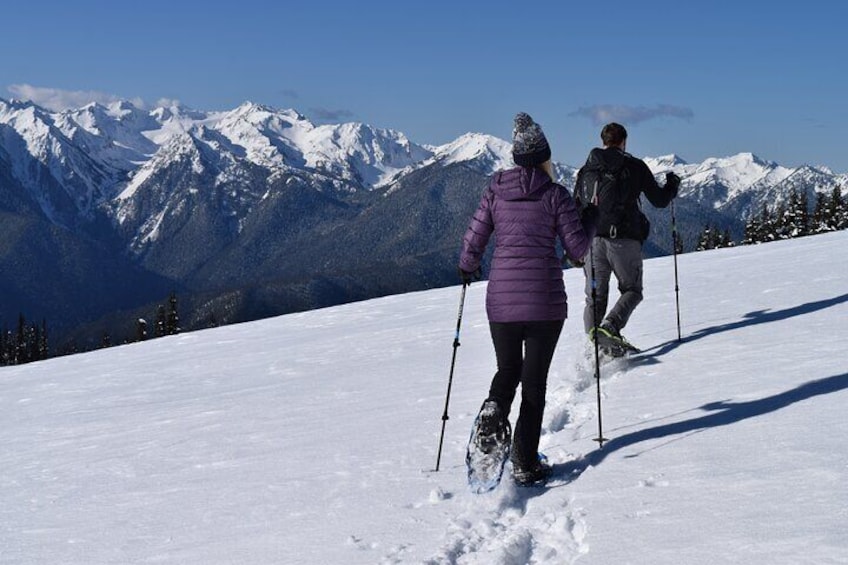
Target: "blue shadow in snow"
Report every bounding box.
[552,372,848,484]
[634,292,848,364]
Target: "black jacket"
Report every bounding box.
[575,147,677,241]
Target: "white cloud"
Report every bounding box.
[155,97,182,108]
[6,83,147,111]
[571,104,694,126]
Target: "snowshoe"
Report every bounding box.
[466,400,511,493]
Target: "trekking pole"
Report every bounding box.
[586,180,608,446]
[671,200,682,341]
[589,244,608,447]
[434,283,468,471]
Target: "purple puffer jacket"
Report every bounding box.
[459,166,595,323]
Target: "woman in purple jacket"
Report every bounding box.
[459,113,597,486]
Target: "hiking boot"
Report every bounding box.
[590,322,639,355]
[512,456,553,486]
[476,400,509,455]
[589,321,618,340]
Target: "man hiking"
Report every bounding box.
[574,122,680,356]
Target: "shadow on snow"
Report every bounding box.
[553,371,848,484]
[634,292,848,365]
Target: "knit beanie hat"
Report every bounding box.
[512,112,551,167]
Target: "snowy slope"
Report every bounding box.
[2,231,847,564]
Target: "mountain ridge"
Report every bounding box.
[1,97,845,347]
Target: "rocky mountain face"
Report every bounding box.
[1,97,845,347]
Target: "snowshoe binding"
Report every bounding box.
[591,324,640,358]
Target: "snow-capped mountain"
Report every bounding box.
[3,96,843,235]
[0,96,845,347]
[425,133,513,172]
[0,98,119,226]
[642,152,845,219]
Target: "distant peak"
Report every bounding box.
[3,97,38,111]
[653,154,688,166]
[234,100,269,113]
[110,99,140,112]
[429,132,513,173]
[701,152,776,170]
[80,101,106,111]
[733,152,770,166]
[229,101,308,123]
[443,132,509,150]
[150,102,206,122]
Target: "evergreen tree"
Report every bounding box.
[758,203,774,242]
[774,201,790,240]
[833,187,847,230]
[811,192,829,234]
[742,215,759,245]
[38,319,49,361]
[29,323,40,361]
[137,318,148,342]
[166,292,180,335]
[16,313,26,364]
[0,327,7,366]
[719,229,734,248]
[784,188,809,238]
[155,305,167,338]
[695,225,713,251]
[796,189,810,236]
[783,189,799,238]
[826,187,842,230]
[206,313,219,328]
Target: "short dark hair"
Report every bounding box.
[601,123,628,147]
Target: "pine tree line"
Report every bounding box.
[695,225,734,251]
[693,187,847,251]
[0,315,49,366]
[2,293,181,365]
[134,292,181,343]
[743,187,846,244]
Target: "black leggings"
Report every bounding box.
[487,320,564,467]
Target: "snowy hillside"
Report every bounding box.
[2,231,847,564]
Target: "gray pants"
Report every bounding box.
[583,237,644,334]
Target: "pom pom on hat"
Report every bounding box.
[512,112,551,167]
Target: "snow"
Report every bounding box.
[305,122,432,188]
[3,216,848,563]
[670,152,796,202]
[642,154,688,172]
[116,133,204,203]
[3,96,844,230]
[428,133,513,174]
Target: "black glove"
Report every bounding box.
[580,202,599,240]
[580,202,599,226]
[567,257,586,269]
[458,266,482,286]
[665,172,681,197]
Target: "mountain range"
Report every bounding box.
[1,97,846,348]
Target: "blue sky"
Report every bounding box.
[3,0,846,171]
